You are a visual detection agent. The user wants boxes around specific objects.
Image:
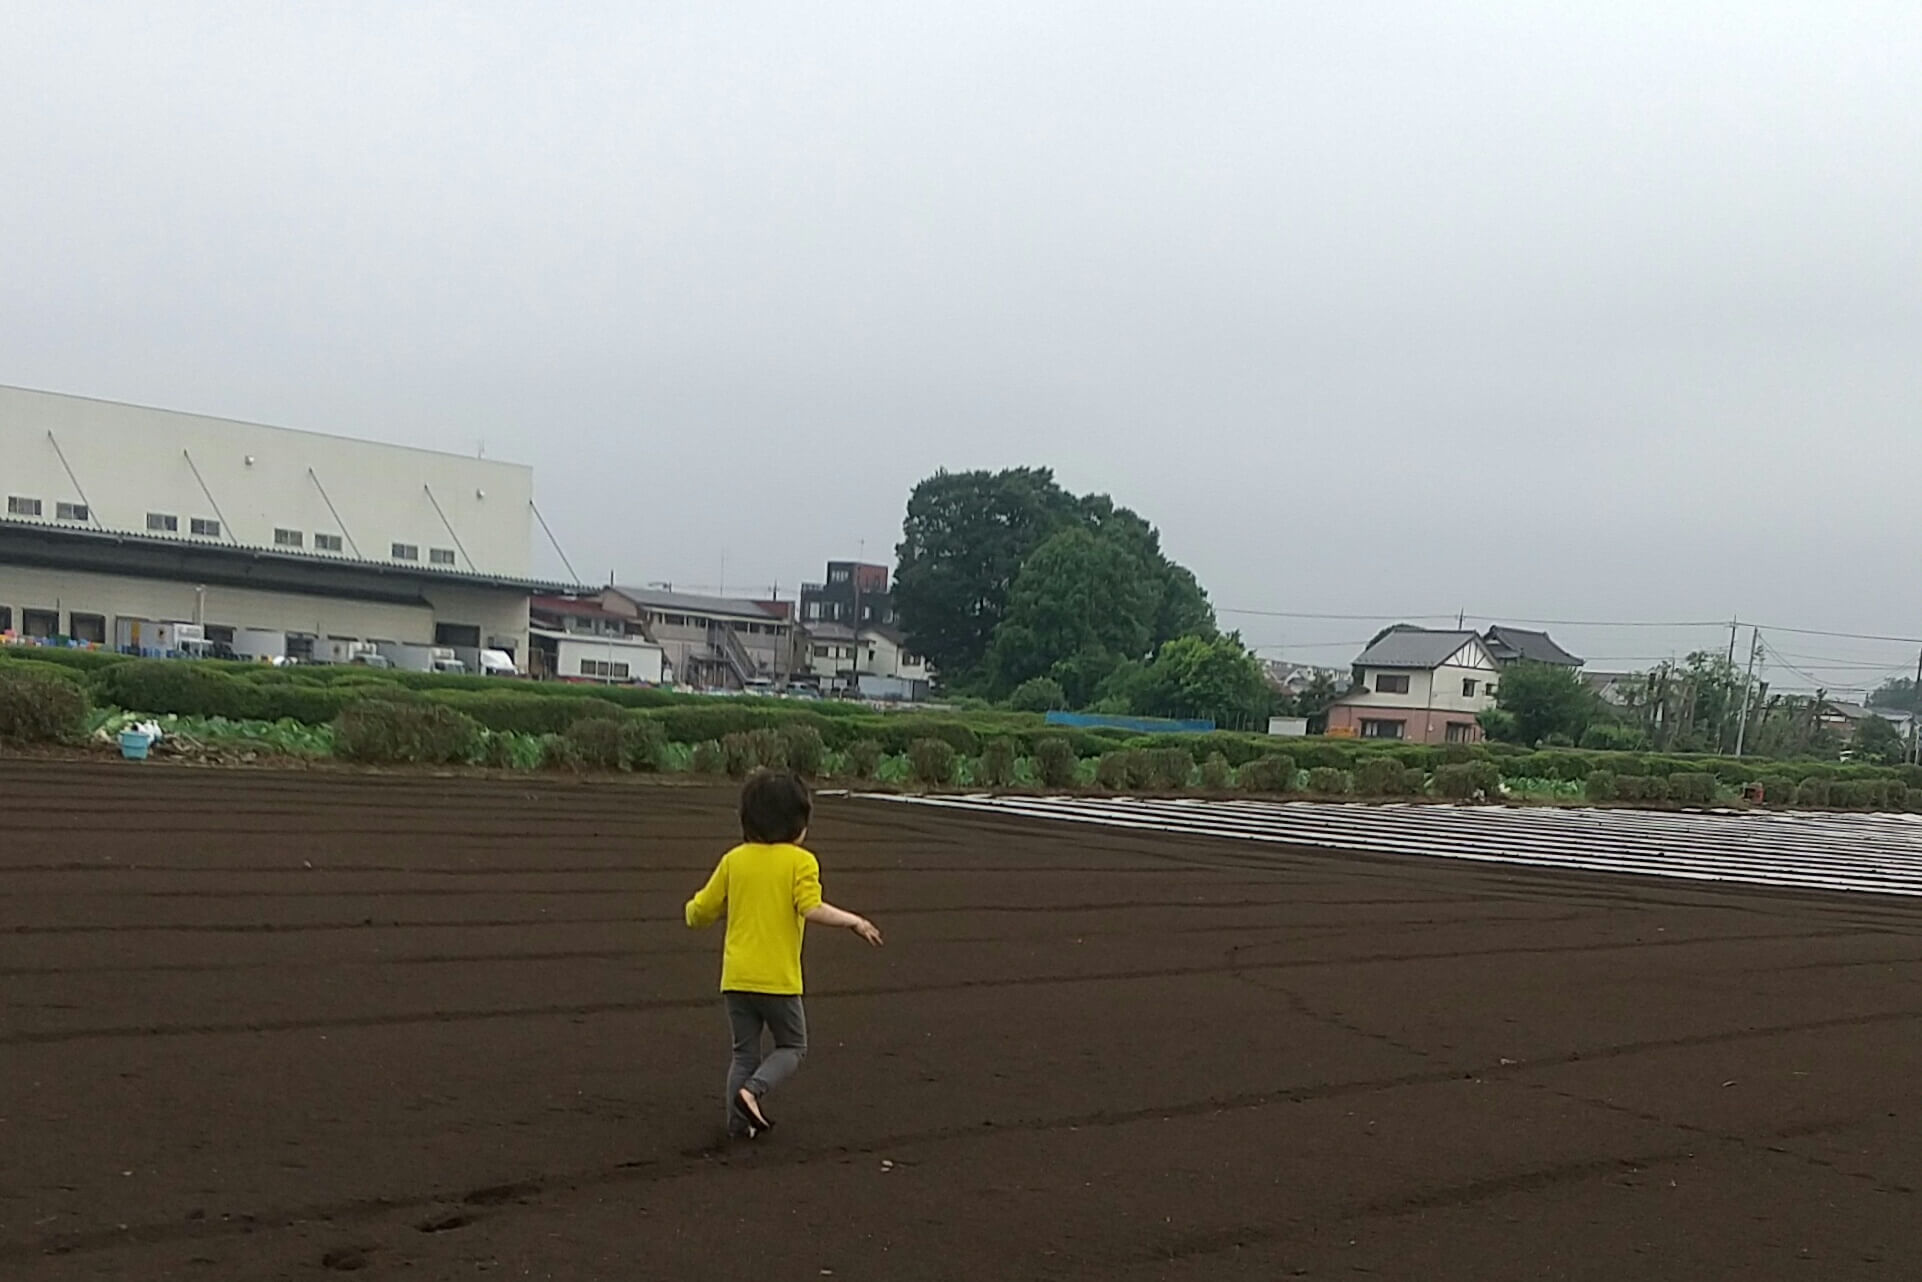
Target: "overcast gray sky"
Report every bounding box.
[4,3,1919,691]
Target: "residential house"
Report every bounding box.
[1818,699,1913,742]
[603,586,798,689]
[1261,659,1350,698]
[1324,626,1501,744]
[799,561,894,628]
[1482,625,1583,668]
[805,621,930,701]
[1582,670,1642,707]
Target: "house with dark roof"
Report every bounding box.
[1324,626,1501,744]
[1482,625,1583,668]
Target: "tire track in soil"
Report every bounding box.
[10,1024,1907,1267]
[0,913,1606,977]
[1,926,1890,1047]
[1128,1113,1884,1268]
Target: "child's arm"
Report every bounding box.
[805,902,884,946]
[684,855,729,929]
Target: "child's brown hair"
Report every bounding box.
[739,768,812,844]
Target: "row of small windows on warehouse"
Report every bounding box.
[7,494,454,565]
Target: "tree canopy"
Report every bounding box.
[893,467,1217,693]
[1870,677,1922,715]
[1487,661,1600,745]
[1852,711,1909,765]
[1131,634,1273,725]
[892,468,1076,683]
[986,527,1157,694]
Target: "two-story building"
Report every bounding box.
[804,621,930,700]
[602,586,798,689]
[1324,627,1502,744]
[526,594,666,685]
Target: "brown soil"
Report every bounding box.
[2,760,1917,1280]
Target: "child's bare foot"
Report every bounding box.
[737,1087,773,1131]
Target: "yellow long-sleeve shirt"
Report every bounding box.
[684,842,824,995]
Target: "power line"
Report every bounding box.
[1247,638,1372,648]
[1736,622,1922,646]
[1769,648,1914,664]
[1469,616,1731,630]
[1763,661,1915,675]
[1759,638,1836,691]
[1219,608,1459,622]
[1220,603,1922,646]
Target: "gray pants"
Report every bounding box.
[724,991,808,1135]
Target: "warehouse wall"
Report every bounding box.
[0,565,529,663]
[0,386,534,577]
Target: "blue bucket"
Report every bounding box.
[119,731,154,761]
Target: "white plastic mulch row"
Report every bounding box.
[864,793,1922,899]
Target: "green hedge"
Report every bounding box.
[1238,755,1294,794]
[0,667,92,742]
[0,656,92,688]
[48,656,1922,793]
[425,690,623,736]
[94,661,359,723]
[0,647,130,673]
[333,701,481,764]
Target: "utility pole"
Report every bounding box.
[1718,619,1740,752]
[1911,648,1922,765]
[1733,628,1761,757]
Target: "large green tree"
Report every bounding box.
[892,468,1077,684]
[893,468,1216,688]
[1132,634,1273,726]
[1489,661,1600,745]
[1870,677,1922,715]
[986,527,1157,695]
[1852,711,1908,765]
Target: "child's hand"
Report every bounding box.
[852,917,884,947]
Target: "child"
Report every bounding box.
[685,768,883,1139]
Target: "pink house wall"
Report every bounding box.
[1324,702,1483,746]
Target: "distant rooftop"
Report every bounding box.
[1484,625,1583,667]
[610,586,784,620]
[1354,627,1485,670]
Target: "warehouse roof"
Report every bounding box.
[0,516,578,596]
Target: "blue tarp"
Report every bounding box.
[1044,711,1216,734]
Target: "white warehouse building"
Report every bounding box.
[0,385,565,667]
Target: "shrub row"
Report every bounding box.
[37,655,1922,799]
[0,666,92,743]
[332,702,479,765]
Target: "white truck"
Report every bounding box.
[376,642,467,674]
[451,646,518,677]
[230,628,287,663]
